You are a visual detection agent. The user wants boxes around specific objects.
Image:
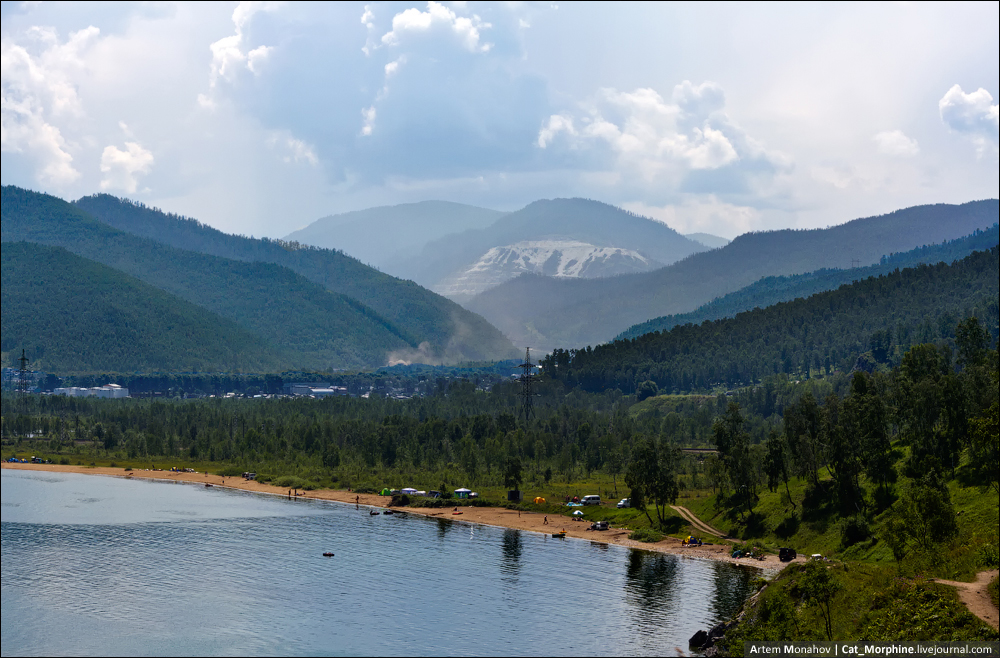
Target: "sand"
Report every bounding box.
[1,462,796,570]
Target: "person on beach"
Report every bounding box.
[355,495,360,509]
[543,516,548,525]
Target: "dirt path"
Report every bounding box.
[670,505,728,538]
[929,569,999,631]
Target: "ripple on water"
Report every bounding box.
[2,469,761,656]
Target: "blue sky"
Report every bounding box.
[2,1,997,238]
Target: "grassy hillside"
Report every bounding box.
[466,200,1000,352]
[544,247,999,393]
[619,223,1000,341]
[1,242,286,373]
[74,193,517,363]
[2,187,415,370]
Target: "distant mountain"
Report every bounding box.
[395,197,708,293]
[3,187,420,370]
[544,246,1000,393]
[2,242,286,373]
[434,240,658,301]
[283,200,506,272]
[72,193,517,364]
[464,200,1000,353]
[684,232,730,249]
[618,223,1000,340]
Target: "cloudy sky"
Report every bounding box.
[2,1,997,238]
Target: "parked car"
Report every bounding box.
[590,520,609,531]
[617,498,631,508]
[779,547,797,562]
[428,490,441,499]
[582,495,601,506]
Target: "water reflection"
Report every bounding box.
[624,549,679,628]
[435,517,452,540]
[500,529,522,579]
[710,561,757,621]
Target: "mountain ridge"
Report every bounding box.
[72,193,517,363]
[464,199,1000,353]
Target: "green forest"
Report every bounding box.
[619,223,999,340]
[1,242,287,373]
[543,247,999,393]
[73,192,516,362]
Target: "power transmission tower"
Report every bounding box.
[516,347,538,421]
[16,350,31,407]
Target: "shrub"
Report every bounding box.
[629,528,664,543]
[977,543,999,568]
[840,515,872,548]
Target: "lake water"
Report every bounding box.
[1,469,760,656]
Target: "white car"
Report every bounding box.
[617,498,631,508]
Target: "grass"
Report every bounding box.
[989,576,998,610]
[721,561,999,652]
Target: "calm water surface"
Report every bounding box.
[1,469,761,656]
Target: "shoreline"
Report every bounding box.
[1,462,797,572]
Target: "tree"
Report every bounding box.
[636,380,659,402]
[713,402,758,518]
[624,436,680,527]
[763,430,795,508]
[784,393,824,487]
[797,560,842,640]
[503,455,523,491]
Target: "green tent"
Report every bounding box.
[380,488,392,496]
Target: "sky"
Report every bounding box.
[2,1,998,239]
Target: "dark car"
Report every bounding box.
[779,547,797,562]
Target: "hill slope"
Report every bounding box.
[283,200,506,272]
[1,242,286,373]
[392,197,708,292]
[467,200,1000,352]
[542,247,1000,393]
[618,223,1000,340]
[2,187,416,370]
[73,194,516,363]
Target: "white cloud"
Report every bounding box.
[208,1,280,87]
[939,84,999,156]
[538,83,743,175]
[99,141,153,193]
[0,26,100,186]
[536,114,575,148]
[266,131,318,166]
[381,1,492,53]
[360,106,376,136]
[873,129,919,157]
[622,197,758,238]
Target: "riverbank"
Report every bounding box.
[1,462,796,570]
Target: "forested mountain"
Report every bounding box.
[2,187,419,370]
[466,200,1000,352]
[1,242,287,373]
[283,200,506,272]
[73,193,516,363]
[619,224,1000,340]
[391,198,708,291]
[541,247,999,393]
[684,232,730,249]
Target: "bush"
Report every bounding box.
[840,515,872,548]
[629,528,664,543]
[217,466,244,477]
[978,543,999,568]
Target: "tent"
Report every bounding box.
[454,488,472,499]
[379,488,392,496]
[533,497,546,504]
[401,488,418,495]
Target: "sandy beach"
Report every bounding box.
[1,462,797,571]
